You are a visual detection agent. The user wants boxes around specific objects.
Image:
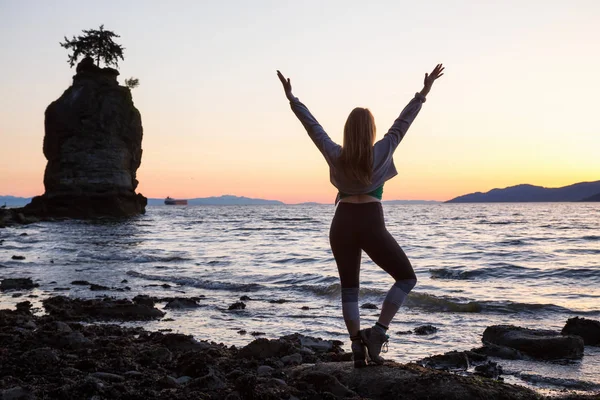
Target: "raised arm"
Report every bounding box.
[277,70,341,165]
[382,64,444,149]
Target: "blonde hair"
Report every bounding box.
[339,107,376,185]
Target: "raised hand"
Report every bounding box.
[420,63,444,97]
[277,70,294,101]
[424,64,444,88]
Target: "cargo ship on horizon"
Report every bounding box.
[164,197,188,205]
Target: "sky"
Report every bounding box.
[1,0,599,203]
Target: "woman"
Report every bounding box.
[277,64,444,367]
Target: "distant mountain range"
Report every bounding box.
[0,196,32,207]
[147,195,284,206]
[446,181,600,203]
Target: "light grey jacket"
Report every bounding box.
[290,93,426,195]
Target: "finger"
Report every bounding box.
[436,73,444,79]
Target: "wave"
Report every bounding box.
[582,235,600,241]
[497,239,528,246]
[298,283,387,298]
[429,264,531,280]
[126,270,264,292]
[514,372,600,391]
[273,257,319,265]
[430,265,600,282]
[297,284,587,314]
[264,217,317,222]
[76,251,190,263]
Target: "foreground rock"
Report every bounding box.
[289,362,538,400]
[43,296,165,321]
[21,57,146,219]
[562,317,600,346]
[482,325,584,360]
[1,278,39,291]
[0,299,596,399]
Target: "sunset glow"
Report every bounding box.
[1,0,599,203]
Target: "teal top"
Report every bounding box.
[337,184,384,203]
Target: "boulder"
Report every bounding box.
[43,295,165,321]
[414,324,438,335]
[418,350,469,370]
[238,338,295,359]
[561,317,600,346]
[289,362,538,400]
[228,301,246,310]
[482,325,584,360]
[164,298,201,309]
[22,58,146,218]
[1,278,39,291]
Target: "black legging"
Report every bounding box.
[329,202,416,288]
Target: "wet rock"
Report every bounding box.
[16,301,33,313]
[419,350,469,370]
[482,325,584,360]
[237,330,247,335]
[238,338,296,359]
[43,295,165,321]
[124,370,144,378]
[121,279,128,283]
[561,317,600,346]
[269,299,289,304]
[19,233,28,236]
[158,375,179,388]
[140,346,172,363]
[132,294,156,307]
[414,324,438,335]
[361,302,378,309]
[250,331,265,336]
[89,283,110,291]
[164,298,201,309]
[228,301,246,310]
[474,361,503,379]
[11,255,25,260]
[281,353,303,366]
[396,330,413,335]
[189,369,227,391]
[284,334,334,353]
[53,287,71,291]
[1,278,39,291]
[257,365,275,376]
[22,347,60,365]
[11,293,22,298]
[175,376,193,385]
[89,371,125,382]
[289,362,539,400]
[240,295,251,301]
[471,343,524,360]
[59,331,93,349]
[293,370,357,398]
[71,280,91,285]
[300,306,310,310]
[1,386,34,400]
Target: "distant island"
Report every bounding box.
[446,181,600,203]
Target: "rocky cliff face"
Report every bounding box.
[24,59,146,218]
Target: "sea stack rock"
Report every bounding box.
[24,57,146,218]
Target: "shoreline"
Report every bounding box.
[0,293,598,399]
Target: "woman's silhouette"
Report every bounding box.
[277,64,444,367]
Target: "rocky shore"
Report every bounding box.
[1,290,598,399]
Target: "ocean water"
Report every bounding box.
[1,203,599,395]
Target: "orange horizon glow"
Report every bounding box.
[1,2,599,203]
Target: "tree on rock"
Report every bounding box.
[60,25,125,68]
